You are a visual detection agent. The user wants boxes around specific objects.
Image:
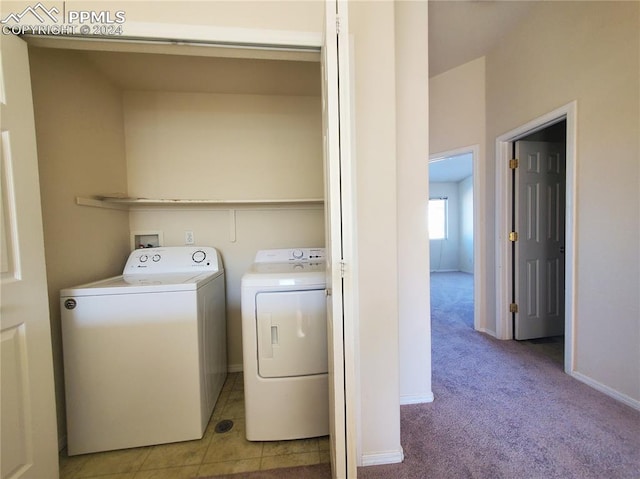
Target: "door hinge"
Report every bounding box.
[509,158,519,169]
[509,303,519,313]
[340,260,346,278]
[336,15,341,35]
[509,231,519,242]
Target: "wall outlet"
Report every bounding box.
[185,231,194,245]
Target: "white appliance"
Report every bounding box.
[60,246,226,456]
[241,247,328,441]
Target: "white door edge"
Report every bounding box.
[494,101,577,374]
[336,19,359,479]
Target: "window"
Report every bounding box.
[429,198,447,240]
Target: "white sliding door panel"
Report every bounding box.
[0,34,59,479]
[322,0,355,476]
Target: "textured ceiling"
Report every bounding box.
[429,0,536,77]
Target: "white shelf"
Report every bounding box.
[76,196,324,210]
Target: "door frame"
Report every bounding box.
[429,144,486,334]
[494,101,577,373]
[24,17,355,476]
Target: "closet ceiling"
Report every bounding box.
[25,33,321,95]
[81,50,321,96]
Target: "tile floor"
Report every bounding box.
[59,373,330,479]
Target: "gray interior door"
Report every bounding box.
[514,140,566,340]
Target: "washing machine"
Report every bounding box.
[241,247,328,441]
[60,246,226,456]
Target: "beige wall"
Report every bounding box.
[85,0,324,32]
[429,56,485,157]
[1,1,324,33]
[29,47,131,442]
[128,207,325,371]
[486,1,639,402]
[429,58,489,331]
[350,0,404,463]
[123,91,323,200]
[395,0,432,406]
[123,87,325,369]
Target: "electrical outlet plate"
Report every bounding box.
[185,231,194,245]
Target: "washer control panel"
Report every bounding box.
[254,248,325,264]
[123,246,222,274]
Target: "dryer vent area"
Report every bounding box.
[59,373,331,478]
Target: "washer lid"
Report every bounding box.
[60,271,221,296]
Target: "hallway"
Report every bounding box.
[358,272,640,478]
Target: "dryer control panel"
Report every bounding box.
[254,248,325,263]
[123,246,222,274]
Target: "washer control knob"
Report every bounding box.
[152,254,161,262]
[139,255,148,263]
[192,250,206,263]
[292,249,304,260]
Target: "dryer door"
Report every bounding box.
[256,289,327,378]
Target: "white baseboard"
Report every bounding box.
[228,363,243,373]
[477,327,497,337]
[570,371,640,411]
[400,392,434,405]
[361,448,404,466]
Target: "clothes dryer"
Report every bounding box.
[241,248,328,441]
[60,246,226,455]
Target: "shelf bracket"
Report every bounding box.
[229,209,237,243]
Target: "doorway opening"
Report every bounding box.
[429,145,482,333]
[495,102,577,374]
[24,25,352,477]
[512,121,567,365]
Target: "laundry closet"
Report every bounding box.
[27,40,325,438]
